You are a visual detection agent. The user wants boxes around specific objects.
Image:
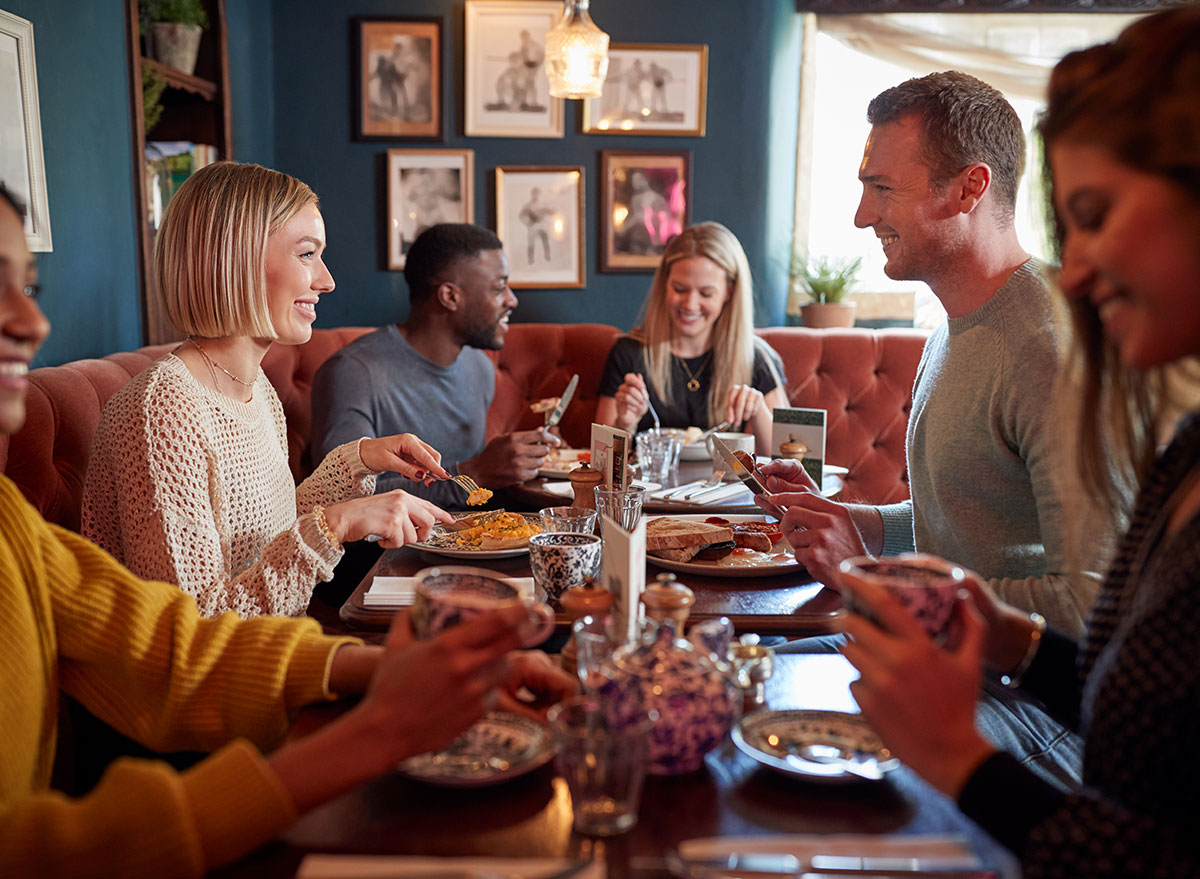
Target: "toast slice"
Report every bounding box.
[645,517,734,550]
[648,544,704,563]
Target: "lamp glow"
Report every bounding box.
[544,0,609,100]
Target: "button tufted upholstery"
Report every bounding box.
[759,327,928,506]
[1,323,928,531]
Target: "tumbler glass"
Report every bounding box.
[593,485,647,532]
[539,505,599,535]
[548,695,656,836]
[636,428,683,485]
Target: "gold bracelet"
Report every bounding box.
[311,505,342,549]
[1001,612,1045,689]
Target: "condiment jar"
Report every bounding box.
[568,463,603,510]
[560,578,615,679]
[779,434,807,460]
[641,572,694,631]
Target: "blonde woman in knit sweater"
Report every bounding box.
[83,162,455,617]
[0,184,577,877]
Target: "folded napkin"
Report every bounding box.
[297,855,605,879]
[678,834,981,870]
[363,574,535,608]
[682,482,751,506]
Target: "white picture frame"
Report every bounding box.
[495,165,584,289]
[386,148,475,270]
[582,43,708,137]
[0,10,50,251]
[464,0,564,139]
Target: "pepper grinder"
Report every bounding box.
[641,571,695,632]
[568,462,603,510]
[779,433,807,461]
[559,577,615,679]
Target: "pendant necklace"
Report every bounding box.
[190,338,255,396]
[675,351,712,393]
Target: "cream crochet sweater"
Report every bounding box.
[83,354,378,618]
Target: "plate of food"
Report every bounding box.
[643,514,800,577]
[679,426,711,461]
[538,447,591,479]
[396,711,556,787]
[411,511,543,560]
[732,708,898,783]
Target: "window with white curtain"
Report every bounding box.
[792,13,1137,327]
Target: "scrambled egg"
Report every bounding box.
[466,487,493,506]
[454,512,541,548]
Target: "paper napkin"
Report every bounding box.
[297,855,605,879]
[363,574,535,608]
[678,834,981,870]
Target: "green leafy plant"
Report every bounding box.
[791,254,862,305]
[142,66,167,133]
[139,0,210,30]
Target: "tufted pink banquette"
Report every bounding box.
[0,323,928,531]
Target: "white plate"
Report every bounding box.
[396,712,555,787]
[732,709,899,784]
[409,513,542,559]
[542,479,661,499]
[538,448,591,479]
[644,514,800,578]
[680,441,711,461]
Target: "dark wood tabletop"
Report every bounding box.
[209,654,1017,879]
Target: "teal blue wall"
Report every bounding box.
[20,1,800,365]
[270,0,802,332]
[9,0,142,367]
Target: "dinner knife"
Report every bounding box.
[710,435,785,520]
[545,374,579,428]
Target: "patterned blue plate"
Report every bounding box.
[396,712,556,788]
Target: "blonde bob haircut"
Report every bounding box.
[636,221,776,426]
[154,161,318,339]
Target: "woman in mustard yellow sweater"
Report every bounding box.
[0,186,575,877]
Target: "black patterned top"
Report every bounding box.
[958,412,1200,878]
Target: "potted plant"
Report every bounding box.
[141,0,209,77]
[792,253,861,329]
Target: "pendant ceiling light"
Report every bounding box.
[544,0,610,100]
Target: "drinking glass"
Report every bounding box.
[548,695,656,836]
[539,505,598,535]
[636,428,683,485]
[593,485,647,531]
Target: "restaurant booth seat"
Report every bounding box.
[0,322,929,533]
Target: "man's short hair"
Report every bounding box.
[404,224,503,305]
[867,71,1025,219]
[0,183,26,221]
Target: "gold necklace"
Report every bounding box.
[675,352,712,392]
[190,339,255,389]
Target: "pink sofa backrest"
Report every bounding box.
[0,323,928,531]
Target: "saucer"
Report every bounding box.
[396,712,556,787]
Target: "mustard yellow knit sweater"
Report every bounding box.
[0,475,361,877]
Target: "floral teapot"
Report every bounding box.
[594,618,739,775]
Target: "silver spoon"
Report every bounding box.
[790,743,884,781]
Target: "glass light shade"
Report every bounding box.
[544,0,610,100]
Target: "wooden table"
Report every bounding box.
[210,654,1017,879]
[340,545,843,638]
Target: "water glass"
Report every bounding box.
[539,505,598,535]
[548,695,656,836]
[636,428,683,484]
[593,485,646,531]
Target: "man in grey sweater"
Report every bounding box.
[765,73,1119,788]
[765,71,1110,636]
[311,224,559,511]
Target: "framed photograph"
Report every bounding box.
[582,43,708,137]
[0,10,50,251]
[356,17,442,140]
[386,149,474,270]
[495,166,584,289]
[464,1,564,139]
[600,150,691,273]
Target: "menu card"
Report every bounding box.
[600,511,646,644]
[772,407,826,485]
[590,423,631,490]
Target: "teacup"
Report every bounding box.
[706,431,755,481]
[837,553,965,643]
[411,568,555,647]
[529,532,602,601]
